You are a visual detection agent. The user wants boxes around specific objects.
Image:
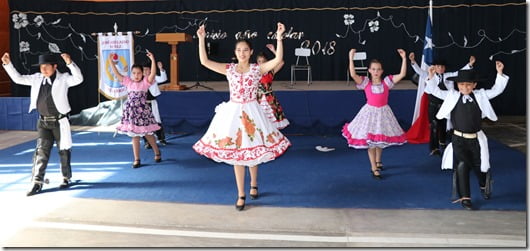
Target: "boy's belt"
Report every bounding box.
[40,114,67,121]
[453,129,478,139]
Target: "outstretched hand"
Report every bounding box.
[1,52,10,65]
[428,65,436,78]
[468,55,476,66]
[146,51,155,61]
[60,53,72,65]
[196,25,206,39]
[266,44,276,54]
[276,22,285,39]
[408,52,415,62]
[397,49,406,59]
[495,60,504,74]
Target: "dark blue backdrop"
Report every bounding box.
[6,0,526,116]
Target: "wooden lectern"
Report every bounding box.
[155,33,192,91]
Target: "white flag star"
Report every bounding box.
[424,36,434,49]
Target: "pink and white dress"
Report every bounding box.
[116,77,160,137]
[342,75,407,149]
[193,63,291,166]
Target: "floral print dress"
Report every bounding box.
[193,63,291,166]
[116,76,160,137]
[257,72,290,129]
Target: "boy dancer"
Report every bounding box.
[143,61,168,149]
[2,52,84,196]
[409,53,475,155]
[425,61,509,210]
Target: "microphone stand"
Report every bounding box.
[189,41,214,90]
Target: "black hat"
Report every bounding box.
[32,54,58,66]
[446,70,485,83]
[431,58,447,66]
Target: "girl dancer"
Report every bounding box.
[193,23,291,211]
[342,48,408,179]
[109,51,162,168]
[256,44,289,129]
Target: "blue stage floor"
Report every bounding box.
[0,131,525,211]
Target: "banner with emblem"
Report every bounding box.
[97,32,134,99]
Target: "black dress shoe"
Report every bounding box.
[371,169,382,179]
[59,179,70,189]
[461,199,473,210]
[159,140,167,146]
[132,159,141,168]
[154,152,162,163]
[235,196,246,211]
[26,183,43,196]
[480,188,491,200]
[144,143,152,149]
[481,172,492,200]
[250,186,259,200]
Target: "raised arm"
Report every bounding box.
[197,25,227,75]
[265,43,284,74]
[391,49,407,83]
[146,51,156,84]
[260,22,285,75]
[108,53,124,83]
[425,65,448,99]
[409,52,427,77]
[348,49,363,84]
[1,52,35,86]
[484,61,510,99]
[60,53,84,86]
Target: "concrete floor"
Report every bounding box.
[0,115,526,247]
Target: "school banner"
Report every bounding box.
[97,32,134,100]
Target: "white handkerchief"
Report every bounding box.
[462,95,474,104]
[315,145,335,152]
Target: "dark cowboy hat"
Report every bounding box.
[446,69,486,83]
[32,54,58,66]
[431,58,447,66]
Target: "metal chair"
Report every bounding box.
[346,52,368,85]
[290,48,312,87]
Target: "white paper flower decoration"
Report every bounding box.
[19,41,30,52]
[343,14,354,26]
[369,20,380,32]
[34,15,44,27]
[12,13,29,29]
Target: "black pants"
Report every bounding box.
[31,119,72,183]
[452,135,486,198]
[428,100,447,151]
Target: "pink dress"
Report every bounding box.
[116,77,160,137]
[193,63,291,166]
[342,75,407,149]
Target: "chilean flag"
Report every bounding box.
[405,10,433,143]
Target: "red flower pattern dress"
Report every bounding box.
[257,72,290,129]
[193,63,291,166]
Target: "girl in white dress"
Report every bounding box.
[193,23,291,211]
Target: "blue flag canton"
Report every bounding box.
[422,15,434,66]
